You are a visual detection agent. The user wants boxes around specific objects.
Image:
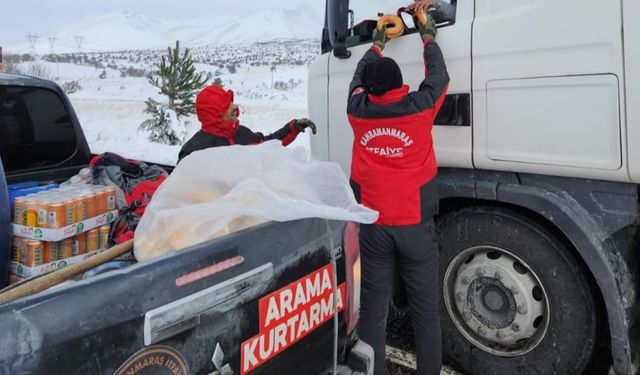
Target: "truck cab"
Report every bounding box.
[309,0,640,374]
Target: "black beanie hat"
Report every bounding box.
[364,57,403,96]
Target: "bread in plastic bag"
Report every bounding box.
[134,142,379,261]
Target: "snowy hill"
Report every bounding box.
[54,11,176,52]
[7,6,323,53]
[193,7,322,46]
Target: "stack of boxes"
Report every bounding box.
[9,184,119,283]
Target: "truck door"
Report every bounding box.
[472,0,627,181]
[325,0,473,173]
[624,0,640,182]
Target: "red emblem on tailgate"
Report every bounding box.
[240,264,345,374]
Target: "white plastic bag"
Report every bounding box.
[134,142,378,261]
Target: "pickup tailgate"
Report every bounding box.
[0,218,346,375]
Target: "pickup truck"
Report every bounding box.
[0,72,374,375]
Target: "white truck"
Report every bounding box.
[308,0,639,374]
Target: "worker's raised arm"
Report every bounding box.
[348,26,387,97]
[413,12,450,113]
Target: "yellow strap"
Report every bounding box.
[377,14,405,39]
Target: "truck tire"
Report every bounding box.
[438,206,600,375]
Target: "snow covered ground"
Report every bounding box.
[13,47,315,166]
[72,98,309,166]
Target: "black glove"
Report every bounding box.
[417,12,437,41]
[372,25,387,50]
[292,118,317,134]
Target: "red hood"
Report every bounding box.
[196,85,239,140]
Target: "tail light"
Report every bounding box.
[343,221,361,334]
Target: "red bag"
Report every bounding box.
[90,152,169,244]
[126,177,167,217]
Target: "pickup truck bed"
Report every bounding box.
[0,73,373,375]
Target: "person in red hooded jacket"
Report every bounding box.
[177,85,316,162]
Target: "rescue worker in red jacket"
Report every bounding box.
[178,85,316,162]
[346,5,449,375]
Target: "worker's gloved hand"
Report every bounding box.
[406,0,434,14]
[416,12,437,41]
[372,25,387,50]
[292,118,317,134]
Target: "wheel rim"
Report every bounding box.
[443,246,550,357]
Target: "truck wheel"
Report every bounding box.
[438,206,599,375]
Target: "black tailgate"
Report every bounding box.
[0,218,347,375]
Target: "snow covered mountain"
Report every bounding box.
[8,6,323,53]
[192,7,322,46]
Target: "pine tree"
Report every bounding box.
[139,99,181,145]
[140,40,206,145]
[147,40,206,116]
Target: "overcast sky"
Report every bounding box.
[2,0,324,46]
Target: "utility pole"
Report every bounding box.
[49,36,59,80]
[75,35,84,65]
[26,34,40,57]
[48,37,57,54]
[74,36,84,52]
[74,35,84,53]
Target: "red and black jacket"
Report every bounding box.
[177,122,300,163]
[347,41,449,226]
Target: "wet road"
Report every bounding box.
[385,308,460,375]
